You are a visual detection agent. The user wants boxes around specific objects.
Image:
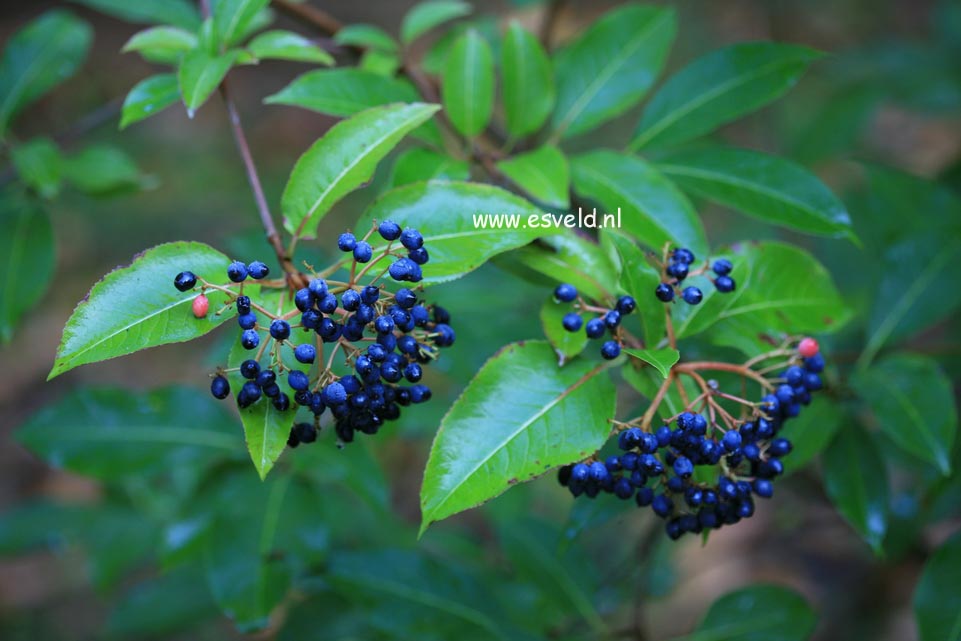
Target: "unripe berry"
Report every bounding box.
[798,337,819,358]
[192,294,209,318]
[174,271,197,291]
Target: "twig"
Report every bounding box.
[539,0,567,50]
[271,0,343,34]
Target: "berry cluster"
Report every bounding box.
[654,247,736,305]
[558,339,827,540]
[173,221,455,447]
[553,283,636,360]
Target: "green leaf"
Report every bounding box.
[212,0,270,47]
[823,426,889,554]
[334,24,399,53]
[511,232,618,302]
[401,1,472,44]
[120,73,181,129]
[442,29,494,138]
[248,30,334,65]
[571,150,707,257]
[11,137,62,199]
[359,49,400,77]
[776,397,844,475]
[853,354,957,475]
[601,230,664,344]
[0,10,93,137]
[420,340,616,533]
[178,48,238,117]
[540,296,588,365]
[496,145,569,208]
[356,181,544,284]
[686,584,817,641]
[122,26,197,64]
[860,231,961,368]
[913,531,961,641]
[501,21,554,137]
[551,4,676,139]
[630,42,822,150]
[49,241,232,379]
[227,337,293,480]
[265,69,444,148]
[657,146,855,240]
[0,195,54,344]
[683,242,848,342]
[623,348,679,378]
[16,386,241,480]
[61,144,147,196]
[282,102,440,240]
[70,0,201,30]
[387,147,469,188]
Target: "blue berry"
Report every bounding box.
[722,430,742,453]
[338,232,357,252]
[803,372,823,391]
[318,293,338,314]
[618,427,642,450]
[269,319,291,341]
[308,278,328,298]
[247,261,269,279]
[562,313,583,332]
[673,248,695,264]
[655,425,672,447]
[294,288,314,312]
[714,276,735,293]
[614,478,634,499]
[409,384,431,403]
[395,288,417,308]
[322,382,347,406]
[651,494,674,517]
[238,312,257,330]
[712,258,733,276]
[570,463,589,484]
[374,315,395,334]
[554,283,577,302]
[784,366,805,387]
[804,353,825,373]
[615,295,636,315]
[238,381,261,406]
[273,393,290,411]
[379,220,401,241]
[388,257,417,281]
[400,228,424,250]
[227,261,248,282]
[585,318,606,339]
[174,271,197,292]
[287,370,310,391]
[341,290,361,311]
[404,363,423,382]
[600,341,621,360]
[240,359,261,379]
[241,329,260,349]
[236,296,251,314]
[681,286,703,305]
[775,384,795,405]
[666,261,689,280]
[255,369,275,387]
[603,310,621,329]
[210,375,230,399]
[636,487,654,507]
[408,247,429,265]
[655,283,674,302]
[353,241,373,263]
[294,343,316,364]
[753,479,774,498]
[673,456,694,478]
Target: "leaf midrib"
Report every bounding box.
[632,53,809,149]
[292,106,434,239]
[658,161,846,230]
[871,374,950,472]
[555,9,670,137]
[425,362,605,520]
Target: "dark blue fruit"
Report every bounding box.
[681,286,703,305]
[247,261,269,279]
[210,375,230,399]
[174,271,197,291]
[337,232,357,252]
[294,343,316,364]
[378,220,401,241]
[554,283,577,302]
[562,313,583,332]
[600,341,621,360]
[227,261,248,282]
[655,283,674,302]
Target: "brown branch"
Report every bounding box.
[675,361,774,391]
[271,0,343,35]
[539,0,567,50]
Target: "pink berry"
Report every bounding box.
[193,294,209,318]
[798,337,819,358]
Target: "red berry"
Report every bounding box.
[193,294,209,318]
[798,337,819,358]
